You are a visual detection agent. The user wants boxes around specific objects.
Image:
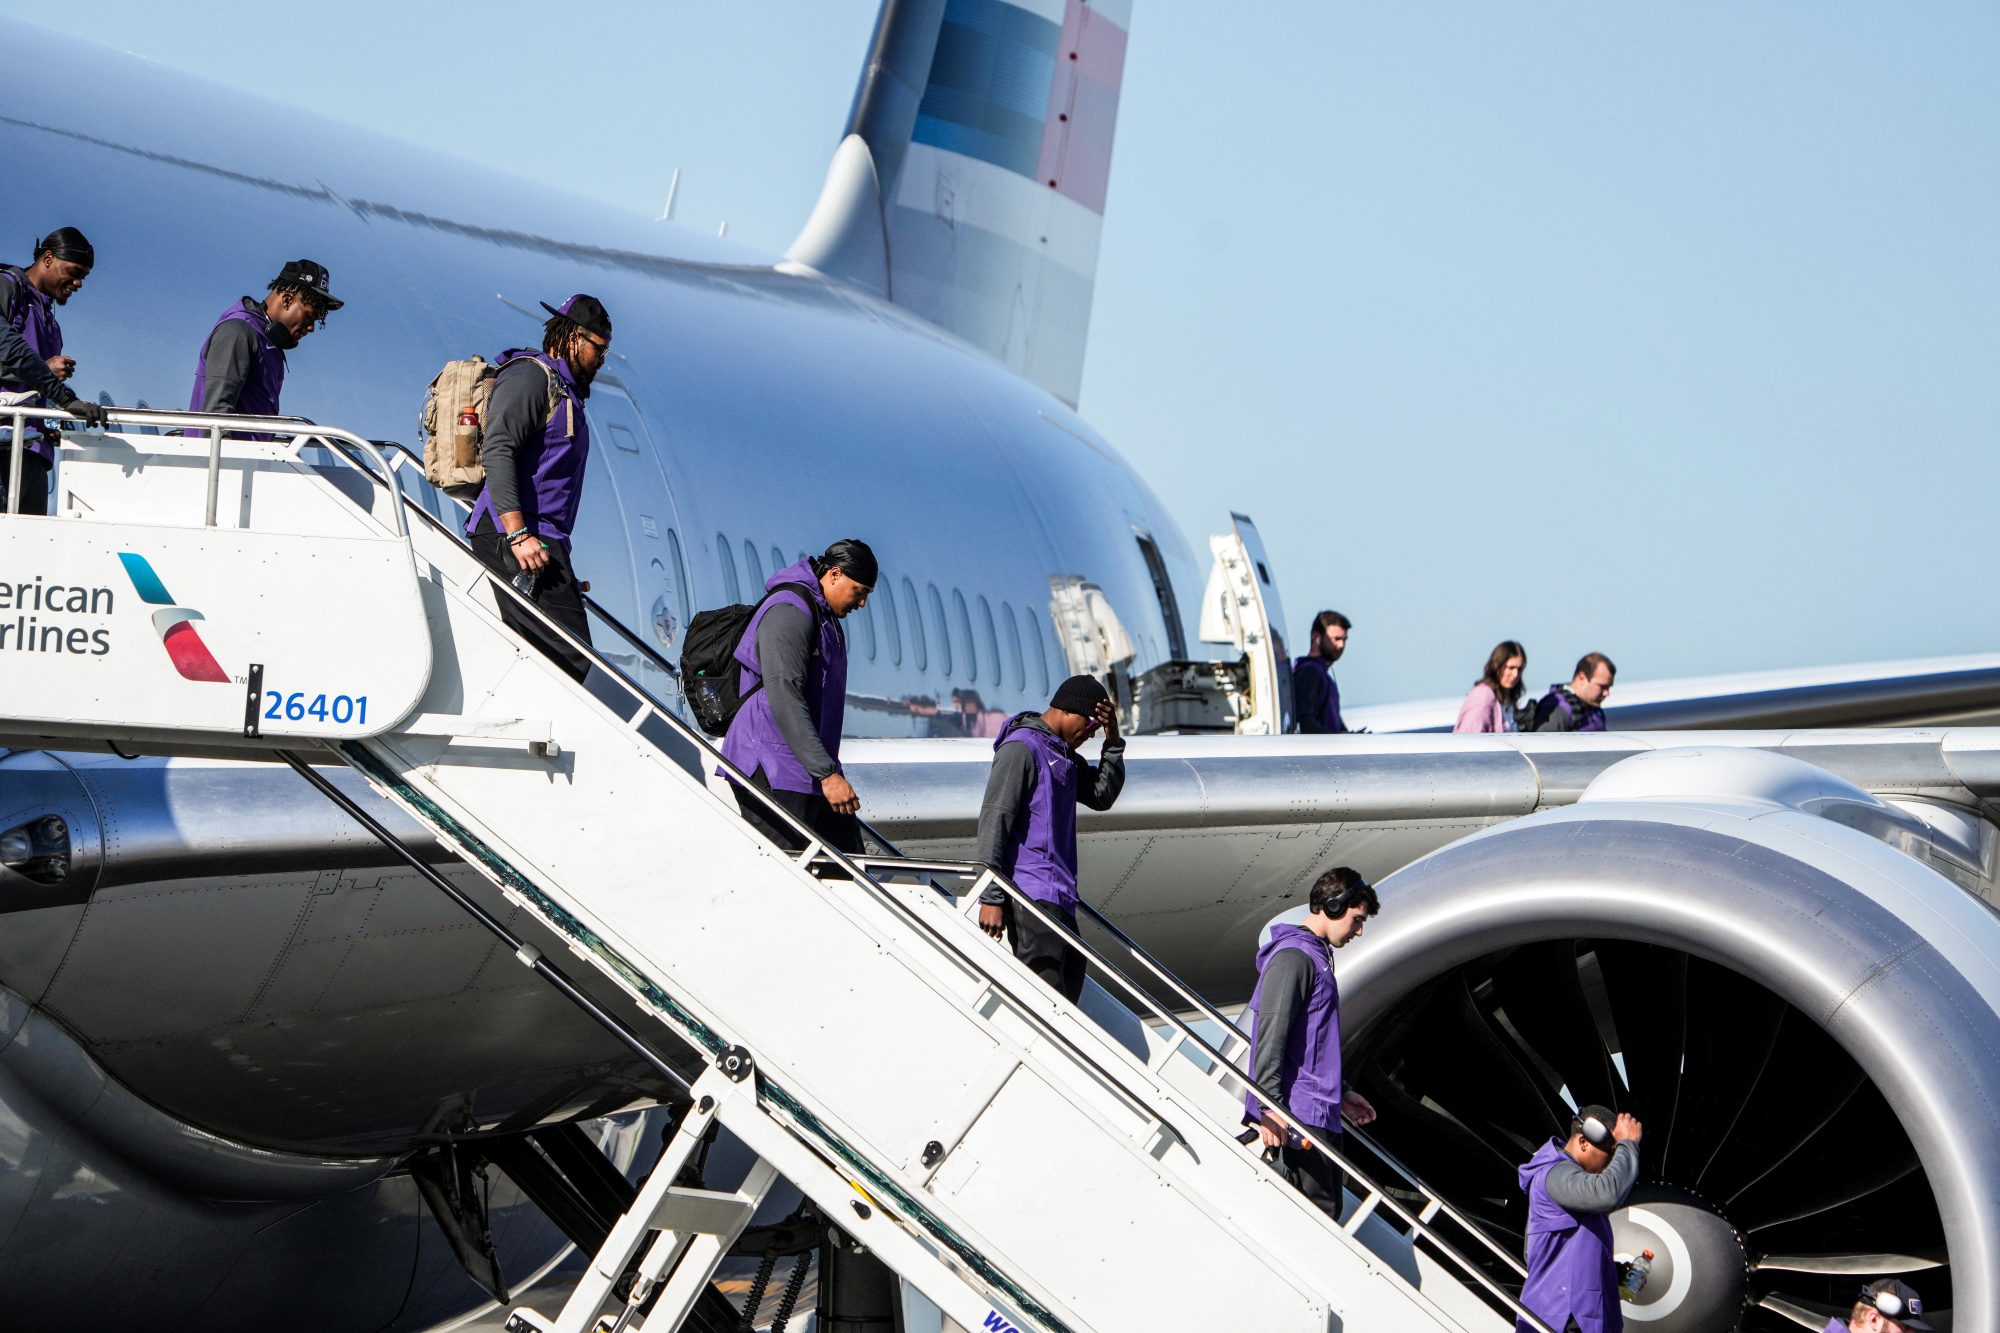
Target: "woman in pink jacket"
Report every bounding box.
[1454,641,1527,733]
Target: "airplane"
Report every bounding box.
[3,2,1996,1330]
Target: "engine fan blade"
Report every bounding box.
[1484,940,1621,1113]
[1589,939,1687,1149]
[1756,1251,1944,1275]
[1653,953,1786,1182]
[1402,971,1571,1155]
[1756,1294,1843,1329]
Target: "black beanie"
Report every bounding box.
[1049,674,1108,717]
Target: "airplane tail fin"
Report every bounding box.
[785,0,1131,408]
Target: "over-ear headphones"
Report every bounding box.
[1866,1287,1921,1319]
[1577,1115,1614,1150]
[1317,874,1370,919]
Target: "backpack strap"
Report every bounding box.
[736,581,825,705]
[499,351,574,435]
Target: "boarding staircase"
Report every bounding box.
[0,407,1549,1333]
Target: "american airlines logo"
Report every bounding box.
[117,552,229,683]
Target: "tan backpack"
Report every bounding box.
[418,354,566,493]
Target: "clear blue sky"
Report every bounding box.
[16,1,1996,705]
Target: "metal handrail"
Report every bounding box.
[6,405,406,535]
[365,440,680,680]
[850,854,1551,1332]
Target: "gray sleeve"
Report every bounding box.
[1078,736,1125,811]
[479,361,550,520]
[1250,950,1318,1109]
[0,277,73,405]
[756,603,836,781]
[1542,1141,1640,1214]
[196,319,260,415]
[975,741,1038,902]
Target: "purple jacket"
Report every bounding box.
[1534,683,1607,733]
[1518,1138,1621,1333]
[720,558,848,795]
[1292,655,1347,734]
[466,351,589,548]
[1243,923,1343,1134]
[990,713,1084,908]
[187,298,288,439]
[0,266,68,463]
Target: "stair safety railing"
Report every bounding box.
[850,854,1555,1333]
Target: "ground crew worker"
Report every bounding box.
[464,294,613,681]
[187,259,341,439]
[721,539,877,853]
[1242,867,1379,1219]
[1,228,109,514]
[974,675,1125,1002]
[1292,610,1355,734]
[1516,1106,1644,1333]
[1825,1279,1934,1333]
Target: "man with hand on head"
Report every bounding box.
[722,539,877,855]
[1825,1279,1933,1333]
[1243,867,1379,1221]
[975,674,1125,1003]
[1517,1106,1644,1333]
[189,259,342,439]
[1,228,107,514]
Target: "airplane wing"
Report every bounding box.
[1347,653,2000,734]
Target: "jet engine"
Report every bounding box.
[1340,747,2000,1332]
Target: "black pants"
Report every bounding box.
[470,518,592,682]
[0,448,50,517]
[1273,1133,1346,1222]
[1004,898,1086,1003]
[733,768,863,857]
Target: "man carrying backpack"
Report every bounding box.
[464,294,612,682]
[719,539,877,854]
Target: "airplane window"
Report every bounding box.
[902,577,927,672]
[951,588,977,683]
[928,583,953,678]
[880,572,903,666]
[976,596,1001,686]
[607,421,641,454]
[857,598,878,661]
[771,545,785,575]
[667,529,690,620]
[1001,601,1024,691]
[717,533,740,605]
[1023,607,1050,695]
[743,540,765,588]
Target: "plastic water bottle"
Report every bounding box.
[510,565,539,599]
[1618,1250,1654,1301]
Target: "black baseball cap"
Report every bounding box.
[1862,1279,1933,1329]
[539,293,612,340]
[271,259,343,311]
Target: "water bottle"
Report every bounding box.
[1618,1249,1654,1301]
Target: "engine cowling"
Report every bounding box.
[1339,747,2000,1331]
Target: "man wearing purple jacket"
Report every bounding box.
[1517,1105,1644,1333]
[720,539,876,854]
[974,675,1125,1002]
[1243,866,1379,1220]
[1,228,109,514]
[464,294,611,680]
[1291,610,1354,734]
[1531,653,1617,733]
[187,259,342,440]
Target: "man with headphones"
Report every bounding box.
[1827,1278,1933,1332]
[1242,866,1380,1220]
[1516,1105,1644,1333]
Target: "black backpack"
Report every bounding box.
[680,582,820,736]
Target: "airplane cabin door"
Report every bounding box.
[578,378,693,702]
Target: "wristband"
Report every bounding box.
[506,529,534,544]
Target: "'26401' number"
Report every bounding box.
[263,691,369,726]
